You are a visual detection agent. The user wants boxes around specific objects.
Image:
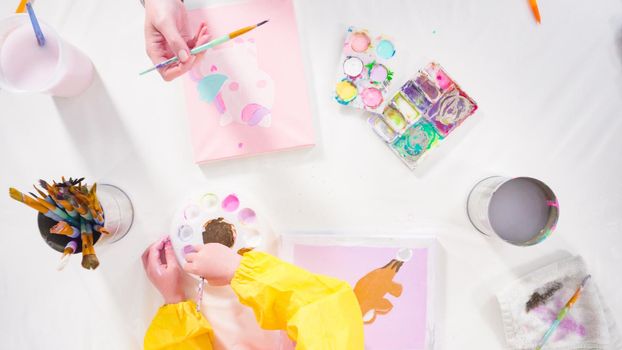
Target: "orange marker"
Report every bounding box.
[529,0,541,24]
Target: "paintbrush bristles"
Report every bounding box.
[229,20,269,39]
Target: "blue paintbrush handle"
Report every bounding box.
[25,2,45,47]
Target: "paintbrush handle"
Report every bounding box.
[139,34,230,76]
[190,35,230,55]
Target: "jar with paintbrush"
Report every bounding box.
[9,178,133,270]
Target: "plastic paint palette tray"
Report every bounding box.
[334,26,396,112]
[170,191,274,278]
[369,62,478,169]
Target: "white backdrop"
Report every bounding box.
[1,0,621,349]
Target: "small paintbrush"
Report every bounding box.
[139,20,269,75]
[535,275,591,350]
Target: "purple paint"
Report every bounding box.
[183,245,196,255]
[238,208,256,225]
[401,81,431,112]
[534,303,587,341]
[241,103,270,126]
[369,64,388,83]
[222,194,240,212]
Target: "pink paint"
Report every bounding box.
[547,200,559,207]
[238,142,243,148]
[361,87,383,108]
[229,82,239,91]
[350,32,371,52]
[238,208,256,224]
[210,65,218,72]
[241,103,270,126]
[214,93,226,114]
[222,194,240,212]
[435,71,452,90]
[256,79,267,88]
[369,64,388,83]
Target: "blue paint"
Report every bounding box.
[197,74,227,102]
[376,40,395,59]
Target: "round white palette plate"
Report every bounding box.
[170,190,277,278]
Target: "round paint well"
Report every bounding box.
[238,208,257,225]
[350,32,371,52]
[178,225,194,241]
[335,80,358,104]
[369,64,388,83]
[343,56,364,78]
[200,193,219,209]
[376,39,395,59]
[244,232,262,248]
[222,194,240,212]
[184,204,201,220]
[361,87,383,108]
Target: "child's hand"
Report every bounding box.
[143,0,210,81]
[183,243,242,286]
[142,236,186,304]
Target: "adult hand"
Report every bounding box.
[142,236,186,304]
[183,243,242,286]
[144,0,210,81]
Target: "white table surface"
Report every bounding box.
[1,0,622,349]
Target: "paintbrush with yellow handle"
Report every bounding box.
[9,188,64,222]
[29,191,77,224]
[80,219,99,270]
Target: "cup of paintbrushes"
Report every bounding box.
[37,184,134,270]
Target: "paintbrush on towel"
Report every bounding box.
[535,275,591,350]
[497,256,621,350]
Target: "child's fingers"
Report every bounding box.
[183,261,197,274]
[163,240,178,268]
[148,240,165,268]
[184,252,198,263]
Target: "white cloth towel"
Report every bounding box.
[497,256,621,350]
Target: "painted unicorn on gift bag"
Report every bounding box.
[190,37,275,128]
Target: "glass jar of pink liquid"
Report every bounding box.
[0,14,93,97]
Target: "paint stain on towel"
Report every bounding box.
[526,281,563,312]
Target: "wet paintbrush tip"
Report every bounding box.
[257,19,269,27]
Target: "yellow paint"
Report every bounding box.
[336,80,357,102]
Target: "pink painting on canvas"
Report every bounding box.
[183,0,315,163]
[293,245,429,349]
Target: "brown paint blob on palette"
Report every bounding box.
[202,217,236,247]
[350,32,371,52]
